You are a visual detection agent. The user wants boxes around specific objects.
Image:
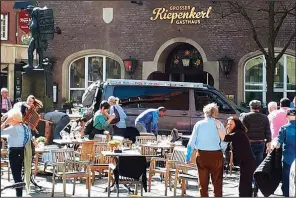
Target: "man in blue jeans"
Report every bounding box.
[240,100,272,197]
[41,111,70,139]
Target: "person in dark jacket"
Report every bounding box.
[240,100,272,196]
[275,108,296,197]
[216,116,256,197]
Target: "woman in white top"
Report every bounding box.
[108,96,127,137]
[1,110,31,197]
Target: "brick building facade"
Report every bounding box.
[1,1,34,101]
[40,1,295,105]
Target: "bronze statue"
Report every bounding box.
[24,5,56,70]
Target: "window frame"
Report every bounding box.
[1,13,8,41]
[68,55,120,100]
[194,90,236,114]
[244,54,295,105]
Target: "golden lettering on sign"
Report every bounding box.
[150,5,212,24]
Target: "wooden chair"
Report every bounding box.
[148,147,186,196]
[107,156,147,197]
[0,138,10,181]
[173,163,198,196]
[136,136,156,145]
[50,148,91,197]
[75,141,95,161]
[89,142,112,185]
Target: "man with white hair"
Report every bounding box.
[186,103,228,197]
[267,101,277,114]
[1,88,12,114]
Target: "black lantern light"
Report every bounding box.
[218,56,233,78]
[123,56,137,78]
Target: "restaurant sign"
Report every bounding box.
[18,10,31,34]
[150,6,212,25]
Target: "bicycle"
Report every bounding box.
[1,182,26,193]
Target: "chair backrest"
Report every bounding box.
[93,142,111,164]
[140,145,158,157]
[136,136,156,144]
[80,141,95,160]
[50,148,75,172]
[171,147,187,164]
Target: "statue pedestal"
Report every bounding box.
[22,68,53,112]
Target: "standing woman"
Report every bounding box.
[216,117,256,197]
[108,96,127,137]
[90,101,115,139]
[1,110,32,197]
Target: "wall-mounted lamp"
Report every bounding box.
[123,56,137,79]
[131,0,143,5]
[53,83,58,103]
[218,56,233,78]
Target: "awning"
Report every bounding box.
[13,1,35,9]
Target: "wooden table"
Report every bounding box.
[53,139,86,145]
[181,135,191,139]
[102,150,141,157]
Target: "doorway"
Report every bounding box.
[0,65,8,88]
[164,43,214,86]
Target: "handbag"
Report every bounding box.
[110,106,120,124]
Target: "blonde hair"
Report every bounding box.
[7,109,23,123]
[108,96,119,105]
[203,103,219,118]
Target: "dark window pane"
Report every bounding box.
[195,91,234,113]
[70,90,85,103]
[245,92,263,105]
[106,57,121,79]
[113,86,189,110]
[88,56,103,85]
[70,57,85,88]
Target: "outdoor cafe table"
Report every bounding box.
[102,150,142,157]
[140,143,174,157]
[53,139,86,145]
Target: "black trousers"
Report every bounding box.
[113,126,126,137]
[9,147,25,197]
[239,158,256,197]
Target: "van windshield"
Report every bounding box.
[104,85,190,110]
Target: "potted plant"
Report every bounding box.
[62,98,75,110]
[36,136,46,149]
[108,140,121,151]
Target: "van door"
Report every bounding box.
[111,86,191,135]
[192,90,237,128]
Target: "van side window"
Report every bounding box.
[113,86,189,110]
[194,91,235,113]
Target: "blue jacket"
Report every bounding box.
[277,120,296,165]
[135,109,159,135]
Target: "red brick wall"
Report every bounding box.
[1,1,27,45]
[40,1,295,102]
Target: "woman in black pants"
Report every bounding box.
[1,110,31,197]
[216,117,256,197]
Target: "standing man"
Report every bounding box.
[240,100,272,197]
[269,98,290,140]
[41,111,70,140]
[135,107,166,136]
[1,88,12,114]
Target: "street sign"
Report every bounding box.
[18,10,31,34]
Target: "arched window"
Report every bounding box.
[69,55,121,102]
[244,54,295,105]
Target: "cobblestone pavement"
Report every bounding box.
[1,170,283,197]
